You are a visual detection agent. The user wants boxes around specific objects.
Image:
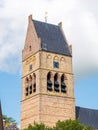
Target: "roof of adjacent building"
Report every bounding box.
[33,20,71,56]
[4,125,19,130]
[76,106,98,129]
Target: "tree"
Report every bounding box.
[2,115,17,127]
[24,119,92,130]
[24,123,52,130]
[54,119,92,130]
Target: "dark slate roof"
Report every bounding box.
[33,20,71,56]
[4,125,19,130]
[76,106,98,129]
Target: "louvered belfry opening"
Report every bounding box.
[29,75,32,94]
[25,73,36,97]
[25,77,29,96]
[33,73,36,92]
[61,74,66,93]
[54,73,59,92]
[47,72,52,91]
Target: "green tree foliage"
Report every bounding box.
[23,119,92,130]
[54,119,92,130]
[2,115,17,126]
[24,123,52,130]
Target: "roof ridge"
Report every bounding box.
[76,106,98,111]
[33,19,58,27]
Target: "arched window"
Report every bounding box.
[47,72,52,91]
[33,73,36,92]
[61,74,66,93]
[54,73,59,92]
[29,75,32,94]
[25,77,29,96]
[29,75,32,81]
[25,87,29,96]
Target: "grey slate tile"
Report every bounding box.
[33,20,71,56]
[76,106,98,129]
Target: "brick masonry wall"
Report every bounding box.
[40,94,75,127]
[21,94,40,129]
[21,93,75,129]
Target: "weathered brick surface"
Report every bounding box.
[22,15,41,61]
[40,94,75,127]
[21,95,40,129]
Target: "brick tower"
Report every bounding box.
[21,15,75,129]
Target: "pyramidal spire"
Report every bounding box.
[0,101,4,130]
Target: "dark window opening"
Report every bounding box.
[33,73,36,92]
[29,75,32,80]
[61,74,66,93]
[54,73,59,92]
[25,87,29,96]
[47,72,52,91]
[33,83,36,92]
[61,82,66,93]
[47,80,52,91]
[53,61,59,68]
[30,85,32,94]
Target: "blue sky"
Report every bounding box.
[0,0,98,127]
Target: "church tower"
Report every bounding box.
[21,15,75,129]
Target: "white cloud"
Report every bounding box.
[0,0,98,78]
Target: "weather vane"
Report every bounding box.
[45,12,48,23]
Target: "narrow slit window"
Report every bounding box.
[54,73,59,92]
[29,64,32,71]
[30,85,32,94]
[25,87,29,96]
[33,73,36,92]
[47,72,52,91]
[61,74,66,93]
